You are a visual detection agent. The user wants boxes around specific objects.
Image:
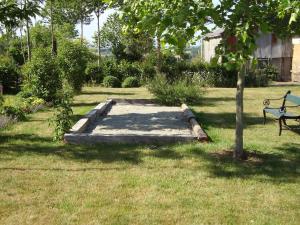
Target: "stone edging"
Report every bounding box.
[68,99,114,134]
[181,104,209,142]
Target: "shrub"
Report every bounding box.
[1,106,26,121]
[22,96,45,113]
[51,89,73,141]
[85,63,103,84]
[148,75,203,106]
[102,58,121,79]
[118,60,142,80]
[22,48,61,102]
[245,69,269,87]
[103,76,121,88]
[263,64,279,81]
[0,56,20,94]
[58,40,90,93]
[0,94,3,108]
[122,77,140,88]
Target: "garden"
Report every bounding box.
[0,0,300,224]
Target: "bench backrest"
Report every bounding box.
[286,94,300,106]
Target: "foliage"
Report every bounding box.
[51,89,73,141]
[148,75,203,106]
[85,63,104,84]
[102,57,121,79]
[118,60,142,79]
[103,76,121,88]
[57,40,90,93]
[1,105,26,121]
[97,13,153,62]
[122,76,140,88]
[0,94,3,108]
[21,96,45,113]
[0,55,20,94]
[263,64,279,81]
[22,47,61,102]
[245,69,269,87]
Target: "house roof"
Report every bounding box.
[204,28,224,39]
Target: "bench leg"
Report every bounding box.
[279,118,283,136]
[263,110,266,125]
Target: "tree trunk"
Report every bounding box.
[156,35,162,72]
[24,0,31,61]
[80,18,84,45]
[50,0,56,55]
[234,66,245,159]
[20,27,26,63]
[96,8,101,66]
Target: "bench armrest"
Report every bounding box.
[263,97,283,107]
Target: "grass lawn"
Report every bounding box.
[0,86,299,225]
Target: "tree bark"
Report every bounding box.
[234,66,245,159]
[50,0,56,55]
[80,18,84,45]
[156,35,162,72]
[24,0,31,61]
[96,7,101,66]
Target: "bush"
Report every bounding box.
[22,48,61,102]
[102,58,121,80]
[103,76,121,88]
[0,56,20,94]
[22,96,45,113]
[1,106,26,121]
[58,40,90,93]
[85,63,103,84]
[263,64,279,81]
[51,90,73,141]
[148,75,203,106]
[118,60,142,80]
[122,77,140,88]
[245,69,269,87]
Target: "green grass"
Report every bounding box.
[0,86,299,225]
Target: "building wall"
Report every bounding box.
[202,37,221,63]
[202,33,293,81]
[292,42,300,82]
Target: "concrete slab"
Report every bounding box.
[64,99,207,144]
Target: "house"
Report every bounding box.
[201,29,298,82]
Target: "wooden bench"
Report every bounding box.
[263,90,300,136]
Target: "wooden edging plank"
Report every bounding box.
[68,99,113,134]
[181,104,209,142]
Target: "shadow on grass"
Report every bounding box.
[194,111,264,129]
[188,143,300,183]
[0,132,298,183]
[199,97,236,107]
[81,91,135,96]
[72,102,99,107]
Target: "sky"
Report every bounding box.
[76,8,115,44]
[77,0,220,44]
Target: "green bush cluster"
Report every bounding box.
[85,63,104,84]
[103,76,121,88]
[58,40,90,93]
[0,56,21,94]
[1,105,26,121]
[122,77,140,88]
[22,48,61,102]
[148,75,203,106]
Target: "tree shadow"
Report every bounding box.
[0,132,298,183]
[194,111,263,129]
[188,143,300,183]
[199,97,236,107]
[72,102,99,107]
[81,91,135,96]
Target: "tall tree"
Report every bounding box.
[91,0,108,66]
[106,0,299,159]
